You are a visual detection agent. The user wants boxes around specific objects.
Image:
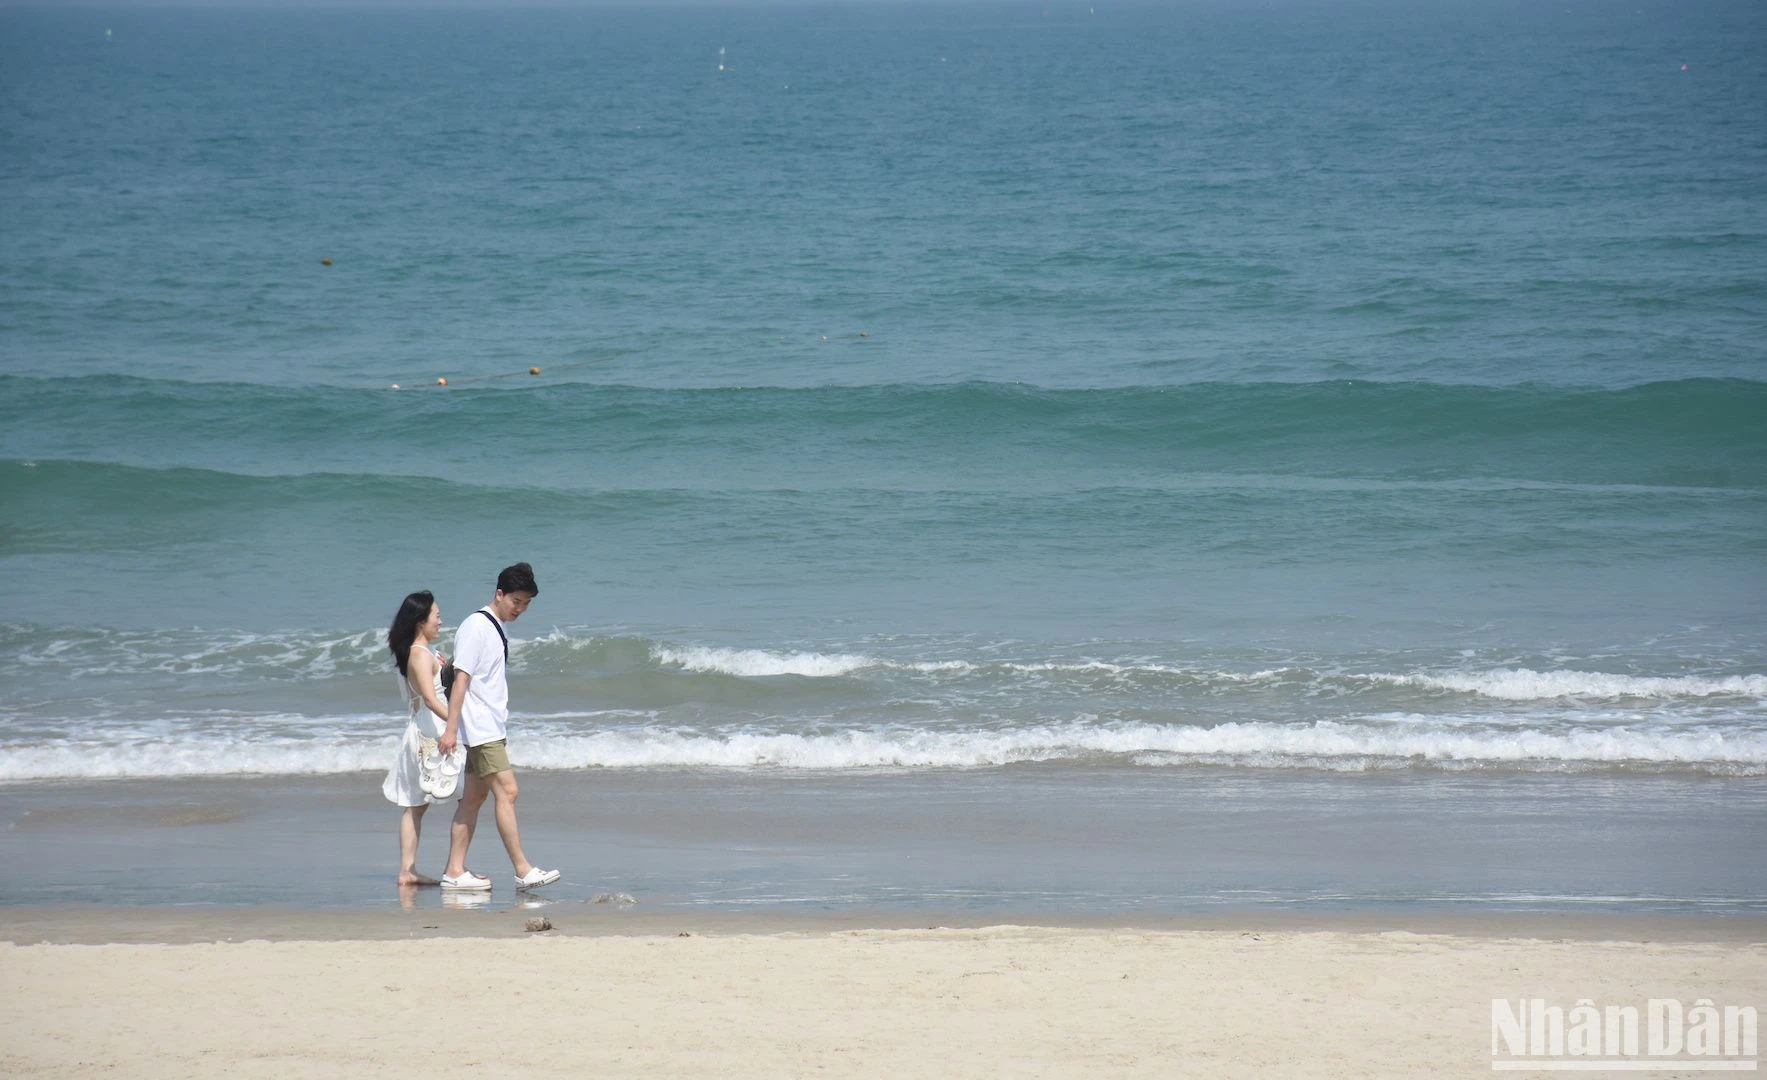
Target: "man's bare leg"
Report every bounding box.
[487,769,537,878]
[444,774,491,878]
[397,804,439,886]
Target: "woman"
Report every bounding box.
[383,589,455,886]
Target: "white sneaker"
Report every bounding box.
[514,866,561,891]
[440,871,492,891]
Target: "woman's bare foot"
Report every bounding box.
[397,872,440,887]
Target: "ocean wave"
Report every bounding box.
[0,736,402,781]
[5,625,1763,708]
[3,376,1761,490]
[1123,719,1767,772]
[651,644,875,678]
[513,720,1767,773]
[1375,669,1767,701]
[643,645,1767,704]
[1,624,389,681]
[3,718,1762,780]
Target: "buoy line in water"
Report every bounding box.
[385,353,625,391]
[385,332,871,390]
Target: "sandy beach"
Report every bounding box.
[3,910,1761,1078]
[3,746,1762,1079]
[6,4,1764,1078]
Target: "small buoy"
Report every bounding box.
[436,377,448,387]
[1681,63,1689,71]
[320,257,332,266]
[389,383,401,390]
[529,366,542,376]
[820,335,829,342]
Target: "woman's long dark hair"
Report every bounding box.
[387,590,436,678]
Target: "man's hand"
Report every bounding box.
[439,668,469,758]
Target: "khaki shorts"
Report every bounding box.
[466,739,511,778]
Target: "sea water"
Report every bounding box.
[1,2,1763,909]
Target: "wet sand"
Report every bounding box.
[3,768,1763,1076]
[3,902,1765,946]
[4,767,1764,913]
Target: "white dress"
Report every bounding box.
[382,645,450,807]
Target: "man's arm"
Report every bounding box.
[438,670,469,756]
[440,615,495,756]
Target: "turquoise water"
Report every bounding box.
[1,3,1764,795]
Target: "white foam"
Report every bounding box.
[0,737,399,781]
[903,660,976,673]
[642,647,1281,683]
[14,625,1758,708]
[4,718,1762,780]
[7,626,389,681]
[650,644,875,678]
[1375,668,1767,701]
[1125,719,1765,767]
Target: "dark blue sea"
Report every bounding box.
[1,2,1763,912]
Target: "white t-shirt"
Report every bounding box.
[453,607,509,748]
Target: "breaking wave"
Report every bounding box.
[4,624,1763,705]
[3,716,1762,780]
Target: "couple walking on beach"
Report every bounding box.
[383,562,560,893]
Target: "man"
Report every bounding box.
[437,561,561,892]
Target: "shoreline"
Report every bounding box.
[4,903,1764,945]
[6,768,1764,915]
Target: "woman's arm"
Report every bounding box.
[406,647,451,723]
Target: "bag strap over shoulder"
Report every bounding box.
[476,608,509,661]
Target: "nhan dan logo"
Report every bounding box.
[1491,998,1757,1071]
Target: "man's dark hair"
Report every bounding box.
[497,561,539,596]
